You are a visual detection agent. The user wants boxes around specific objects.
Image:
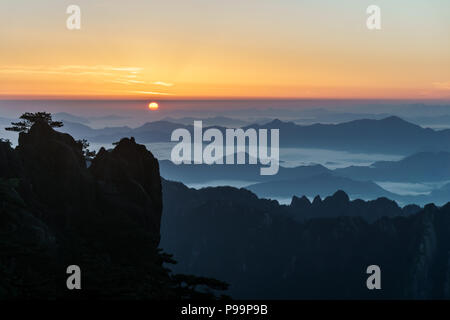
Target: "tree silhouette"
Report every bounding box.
[5,112,63,133]
[77,139,97,160]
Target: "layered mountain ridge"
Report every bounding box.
[3,120,450,299]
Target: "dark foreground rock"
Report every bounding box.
[0,121,225,299]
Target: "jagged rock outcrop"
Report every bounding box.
[289,190,414,222]
[290,195,310,211]
[90,137,162,245]
[0,122,167,298]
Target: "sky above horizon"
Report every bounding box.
[1,0,450,100]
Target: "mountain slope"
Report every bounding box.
[161,179,450,299]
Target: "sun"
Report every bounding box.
[148,102,159,110]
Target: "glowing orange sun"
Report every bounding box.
[148,102,159,110]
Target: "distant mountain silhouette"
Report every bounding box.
[161,116,250,127]
[161,150,450,185]
[293,112,391,124]
[159,158,330,184]
[54,112,130,124]
[245,172,397,200]
[54,112,91,124]
[58,120,199,143]
[248,116,450,154]
[336,151,450,182]
[406,114,450,127]
[54,116,450,155]
[292,110,450,128]
[57,120,132,141]
[160,150,450,205]
[395,182,450,207]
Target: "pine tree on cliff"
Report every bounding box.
[5,112,63,133]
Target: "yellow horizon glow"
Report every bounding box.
[0,1,449,100]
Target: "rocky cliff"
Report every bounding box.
[0,121,221,299]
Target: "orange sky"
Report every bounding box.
[1,0,449,100]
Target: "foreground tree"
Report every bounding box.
[5,112,63,133]
[77,139,97,160]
